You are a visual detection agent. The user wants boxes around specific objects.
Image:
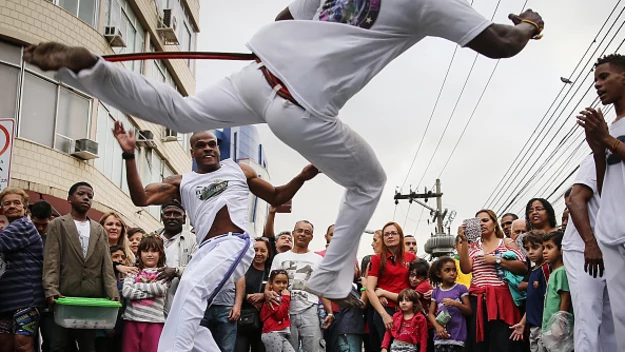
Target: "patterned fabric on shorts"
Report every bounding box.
[390,340,418,352]
[434,344,463,352]
[0,307,40,336]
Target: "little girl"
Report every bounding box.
[427,256,472,352]
[122,235,170,352]
[260,269,294,352]
[381,289,428,352]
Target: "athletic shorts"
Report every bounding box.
[0,307,40,336]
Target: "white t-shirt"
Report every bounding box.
[270,250,323,313]
[247,0,491,118]
[562,155,600,252]
[596,118,625,245]
[162,233,181,268]
[74,220,91,258]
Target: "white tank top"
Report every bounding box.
[180,159,250,244]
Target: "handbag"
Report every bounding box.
[237,271,266,332]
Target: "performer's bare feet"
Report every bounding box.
[24,42,98,73]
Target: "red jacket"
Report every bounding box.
[260,294,291,333]
[381,311,428,352]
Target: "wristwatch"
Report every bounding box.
[175,267,180,277]
[495,256,502,265]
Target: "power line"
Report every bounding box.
[483,0,625,208]
[485,1,625,212]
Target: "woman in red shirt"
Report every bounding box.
[458,210,527,352]
[367,222,416,351]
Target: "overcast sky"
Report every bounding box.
[195,0,621,258]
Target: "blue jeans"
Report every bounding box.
[336,334,362,352]
[200,305,237,352]
[289,305,322,352]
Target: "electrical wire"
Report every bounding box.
[483,0,624,208]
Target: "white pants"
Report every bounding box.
[61,60,387,299]
[596,242,625,352]
[157,233,254,352]
[563,250,616,352]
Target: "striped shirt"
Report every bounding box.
[0,217,45,313]
[469,239,524,288]
[122,268,170,323]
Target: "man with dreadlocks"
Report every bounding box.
[24,0,544,323]
[577,53,625,351]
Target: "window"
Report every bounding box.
[95,103,131,192]
[156,0,198,69]
[50,0,99,27]
[0,42,21,120]
[18,72,91,151]
[104,0,145,73]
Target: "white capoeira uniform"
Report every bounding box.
[57,0,492,299]
[562,155,616,352]
[594,117,625,351]
[158,159,254,351]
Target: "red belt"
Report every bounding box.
[254,58,303,109]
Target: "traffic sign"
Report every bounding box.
[0,119,16,192]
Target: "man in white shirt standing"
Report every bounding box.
[156,201,197,315]
[268,220,333,352]
[24,0,544,304]
[578,54,625,351]
[563,155,615,352]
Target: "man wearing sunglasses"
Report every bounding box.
[108,124,318,352]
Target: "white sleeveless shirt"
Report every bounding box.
[180,159,250,244]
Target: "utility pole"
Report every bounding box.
[394,179,455,257]
[394,178,446,235]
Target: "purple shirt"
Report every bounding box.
[432,284,468,346]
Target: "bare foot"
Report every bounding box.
[24,42,98,73]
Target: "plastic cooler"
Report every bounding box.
[54,297,122,329]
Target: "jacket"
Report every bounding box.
[0,217,45,313]
[260,294,291,333]
[157,228,197,315]
[42,214,118,299]
[381,311,428,352]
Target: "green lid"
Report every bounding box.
[55,297,122,308]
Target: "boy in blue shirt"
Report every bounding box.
[510,230,550,352]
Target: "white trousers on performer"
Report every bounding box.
[157,233,254,352]
[563,250,616,352]
[597,242,625,352]
[60,60,387,299]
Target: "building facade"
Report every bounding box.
[0,0,200,231]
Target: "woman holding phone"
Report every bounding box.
[457,210,527,352]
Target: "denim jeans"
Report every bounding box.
[200,305,237,352]
[289,305,322,352]
[336,334,363,352]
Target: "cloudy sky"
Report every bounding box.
[195,0,621,258]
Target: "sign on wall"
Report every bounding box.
[0,119,15,192]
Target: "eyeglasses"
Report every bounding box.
[142,232,163,241]
[294,229,312,236]
[383,231,399,238]
[270,269,288,276]
[255,236,270,242]
[528,207,546,214]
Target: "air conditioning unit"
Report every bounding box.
[71,138,99,160]
[136,130,157,149]
[162,128,179,142]
[103,26,126,47]
[156,9,179,44]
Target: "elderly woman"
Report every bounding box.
[0,187,44,352]
[458,209,528,352]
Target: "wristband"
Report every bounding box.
[327,313,334,318]
[521,19,543,40]
[360,287,366,292]
[122,152,135,160]
[610,139,621,152]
